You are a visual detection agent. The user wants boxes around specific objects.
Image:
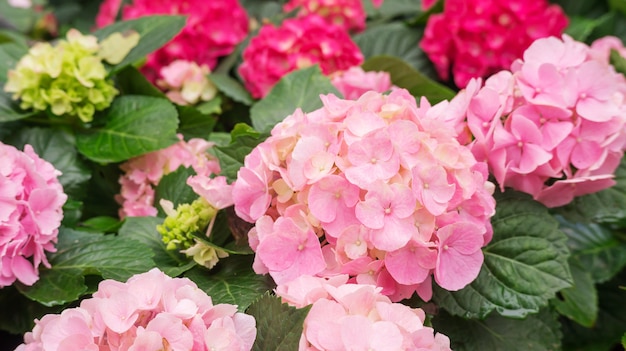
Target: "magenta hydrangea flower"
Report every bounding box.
[0,142,67,288]
[276,275,452,350]
[15,268,257,351]
[330,66,395,100]
[96,0,249,83]
[232,89,496,301]
[420,0,568,88]
[116,135,221,218]
[239,14,364,99]
[283,0,367,33]
[465,35,626,208]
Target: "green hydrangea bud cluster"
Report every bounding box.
[158,197,217,252]
[157,197,229,269]
[4,29,118,122]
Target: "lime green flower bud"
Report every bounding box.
[4,28,118,122]
[157,197,217,252]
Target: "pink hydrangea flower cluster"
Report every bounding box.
[0,143,67,288]
[283,0,367,33]
[232,89,496,301]
[16,268,257,351]
[330,66,395,100]
[96,0,249,83]
[420,0,568,88]
[157,60,217,106]
[276,275,452,350]
[239,14,364,99]
[466,35,626,208]
[116,135,221,218]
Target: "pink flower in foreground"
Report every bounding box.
[16,268,257,351]
[420,0,568,88]
[96,0,249,83]
[284,0,367,32]
[0,143,67,288]
[465,35,626,207]
[276,275,452,351]
[233,89,496,300]
[116,135,220,218]
[330,66,395,100]
[239,14,363,99]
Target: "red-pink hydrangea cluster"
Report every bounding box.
[276,275,452,350]
[232,89,496,301]
[96,0,249,83]
[239,14,364,99]
[283,0,367,32]
[16,268,257,351]
[116,135,220,218]
[466,35,626,208]
[330,66,395,100]
[420,0,568,88]
[0,143,67,288]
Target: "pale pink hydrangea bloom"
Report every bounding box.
[16,268,257,351]
[284,0,367,33]
[465,35,626,208]
[239,14,364,99]
[420,0,568,88]
[157,60,217,105]
[116,135,221,218]
[330,66,395,100]
[276,275,452,351]
[96,0,249,83]
[233,89,496,301]
[0,143,67,288]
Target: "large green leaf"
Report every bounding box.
[434,191,573,319]
[177,103,218,140]
[249,65,341,133]
[362,55,455,103]
[247,293,310,351]
[0,286,62,335]
[557,157,626,225]
[0,90,35,123]
[552,258,598,327]
[209,73,254,105]
[93,16,187,75]
[16,228,155,306]
[432,309,562,351]
[118,216,195,277]
[214,123,267,182]
[114,65,165,98]
[8,127,91,199]
[353,22,437,79]
[0,42,26,82]
[76,95,179,163]
[566,14,614,42]
[557,217,626,283]
[186,256,273,311]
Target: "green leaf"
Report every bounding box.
[115,65,165,98]
[552,258,598,327]
[0,90,35,123]
[118,216,195,277]
[209,73,254,105]
[0,286,61,335]
[434,191,573,319]
[611,48,626,76]
[186,256,273,311]
[562,270,626,350]
[250,65,341,133]
[177,103,218,140]
[76,95,179,163]
[566,14,614,42]
[557,217,626,283]
[364,0,422,18]
[8,127,91,199]
[362,55,455,103]
[353,22,437,79]
[0,42,27,82]
[16,228,155,306]
[247,293,310,351]
[93,15,187,74]
[432,309,562,351]
[556,151,626,225]
[77,216,122,233]
[214,123,267,181]
[154,166,198,217]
